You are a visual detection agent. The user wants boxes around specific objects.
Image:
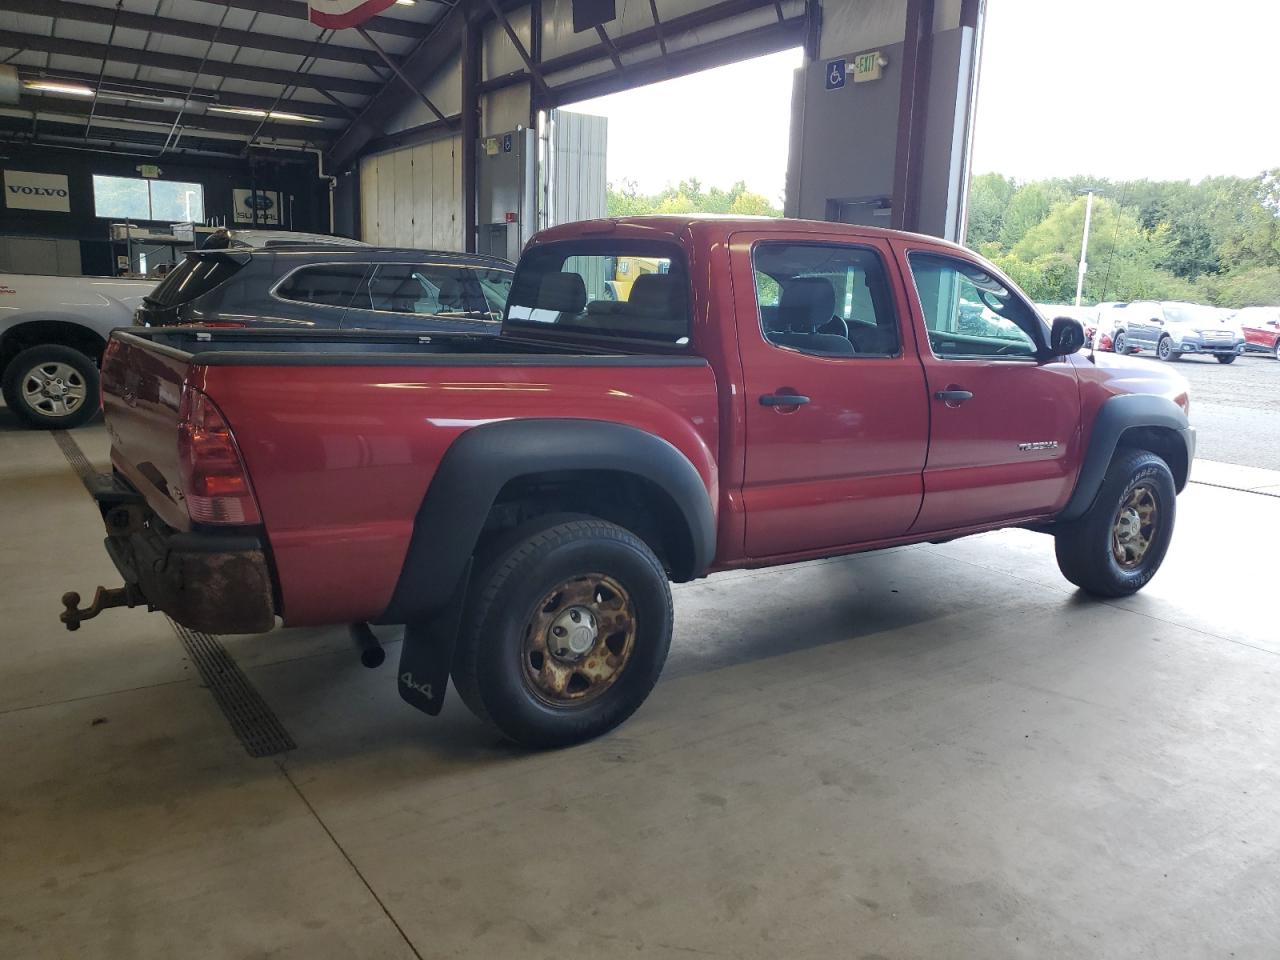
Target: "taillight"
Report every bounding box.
[177,386,261,525]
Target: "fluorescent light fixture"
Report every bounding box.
[25,80,95,96]
[207,106,322,123]
[395,0,416,5]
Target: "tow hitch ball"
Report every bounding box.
[60,584,147,631]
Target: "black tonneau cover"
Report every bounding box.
[110,327,707,368]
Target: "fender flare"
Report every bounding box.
[1056,393,1195,523]
[378,418,717,624]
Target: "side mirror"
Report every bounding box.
[1048,316,1086,357]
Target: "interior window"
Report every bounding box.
[274,263,367,308]
[908,253,1041,359]
[752,242,901,357]
[505,242,689,344]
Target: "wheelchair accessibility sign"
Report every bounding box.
[825,58,846,90]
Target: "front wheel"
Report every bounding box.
[2,345,100,429]
[1156,336,1180,361]
[1274,339,1280,361]
[451,518,673,747]
[1216,353,1237,364]
[1111,330,1127,354]
[1054,450,1177,598]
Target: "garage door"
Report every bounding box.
[359,135,462,251]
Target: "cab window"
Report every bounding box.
[752,242,900,357]
[907,253,1042,359]
[505,241,689,344]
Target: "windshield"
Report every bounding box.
[1161,302,1216,325]
[504,241,690,344]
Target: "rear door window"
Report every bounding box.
[504,242,690,344]
[274,263,368,308]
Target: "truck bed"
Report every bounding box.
[101,326,719,626]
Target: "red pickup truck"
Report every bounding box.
[67,216,1195,747]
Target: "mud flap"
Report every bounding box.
[397,560,471,716]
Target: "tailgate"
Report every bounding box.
[100,332,193,531]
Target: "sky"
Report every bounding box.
[565,0,1278,198]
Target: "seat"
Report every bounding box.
[624,273,688,338]
[769,278,854,355]
[537,272,587,314]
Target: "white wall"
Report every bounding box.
[359,135,463,250]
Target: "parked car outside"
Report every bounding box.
[1125,301,1246,363]
[137,245,515,333]
[1037,304,1098,346]
[1235,306,1280,359]
[1094,301,1130,352]
[74,215,1195,748]
[0,272,155,428]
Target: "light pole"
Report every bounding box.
[1074,190,1095,307]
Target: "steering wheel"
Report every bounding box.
[817,314,850,339]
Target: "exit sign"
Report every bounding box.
[852,51,884,82]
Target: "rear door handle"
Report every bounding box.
[759,393,810,407]
[934,389,974,404]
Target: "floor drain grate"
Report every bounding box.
[168,619,297,758]
[52,429,107,492]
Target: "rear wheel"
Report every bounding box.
[1112,329,1127,354]
[1216,353,1237,364]
[1054,450,1176,598]
[1273,339,1279,361]
[451,517,672,747]
[2,345,99,429]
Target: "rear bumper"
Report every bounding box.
[92,473,276,634]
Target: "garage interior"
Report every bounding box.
[1,0,1279,957]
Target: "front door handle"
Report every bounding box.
[759,393,811,407]
[934,389,974,404]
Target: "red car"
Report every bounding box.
[1236,307,1280,359]
[68,216,1195,746]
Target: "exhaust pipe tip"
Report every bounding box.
[349,622,385,668]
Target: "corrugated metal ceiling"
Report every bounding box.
[0,0,445,155]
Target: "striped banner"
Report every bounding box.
[308,0,398,29]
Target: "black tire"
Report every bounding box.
[1215,353,1236,364]
[1054,450,1177,598]
[2,345,100,429]
[1111,329,1127,354]
[1273,340,1280,361]
[1156,336,1179,361]
[451,517,673,748]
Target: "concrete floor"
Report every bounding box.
[3,409,1279,959]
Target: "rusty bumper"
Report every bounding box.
[68,474,276,635]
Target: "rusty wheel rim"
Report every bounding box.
[521,574,637,707]
[1111,482,1158,569]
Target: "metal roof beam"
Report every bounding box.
[185,0,442,39]
[0,0,391,68]
[19,93,335,142]
[0,28,381,97]
[325,0,470,170]
[17,66,353,120]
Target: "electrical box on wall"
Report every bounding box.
[476,127,536,264]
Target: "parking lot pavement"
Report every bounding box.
[1116,352,1280,470]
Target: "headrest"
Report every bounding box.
[777,278,836,333]
[628,273,681,314]
[536,272,587,313]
